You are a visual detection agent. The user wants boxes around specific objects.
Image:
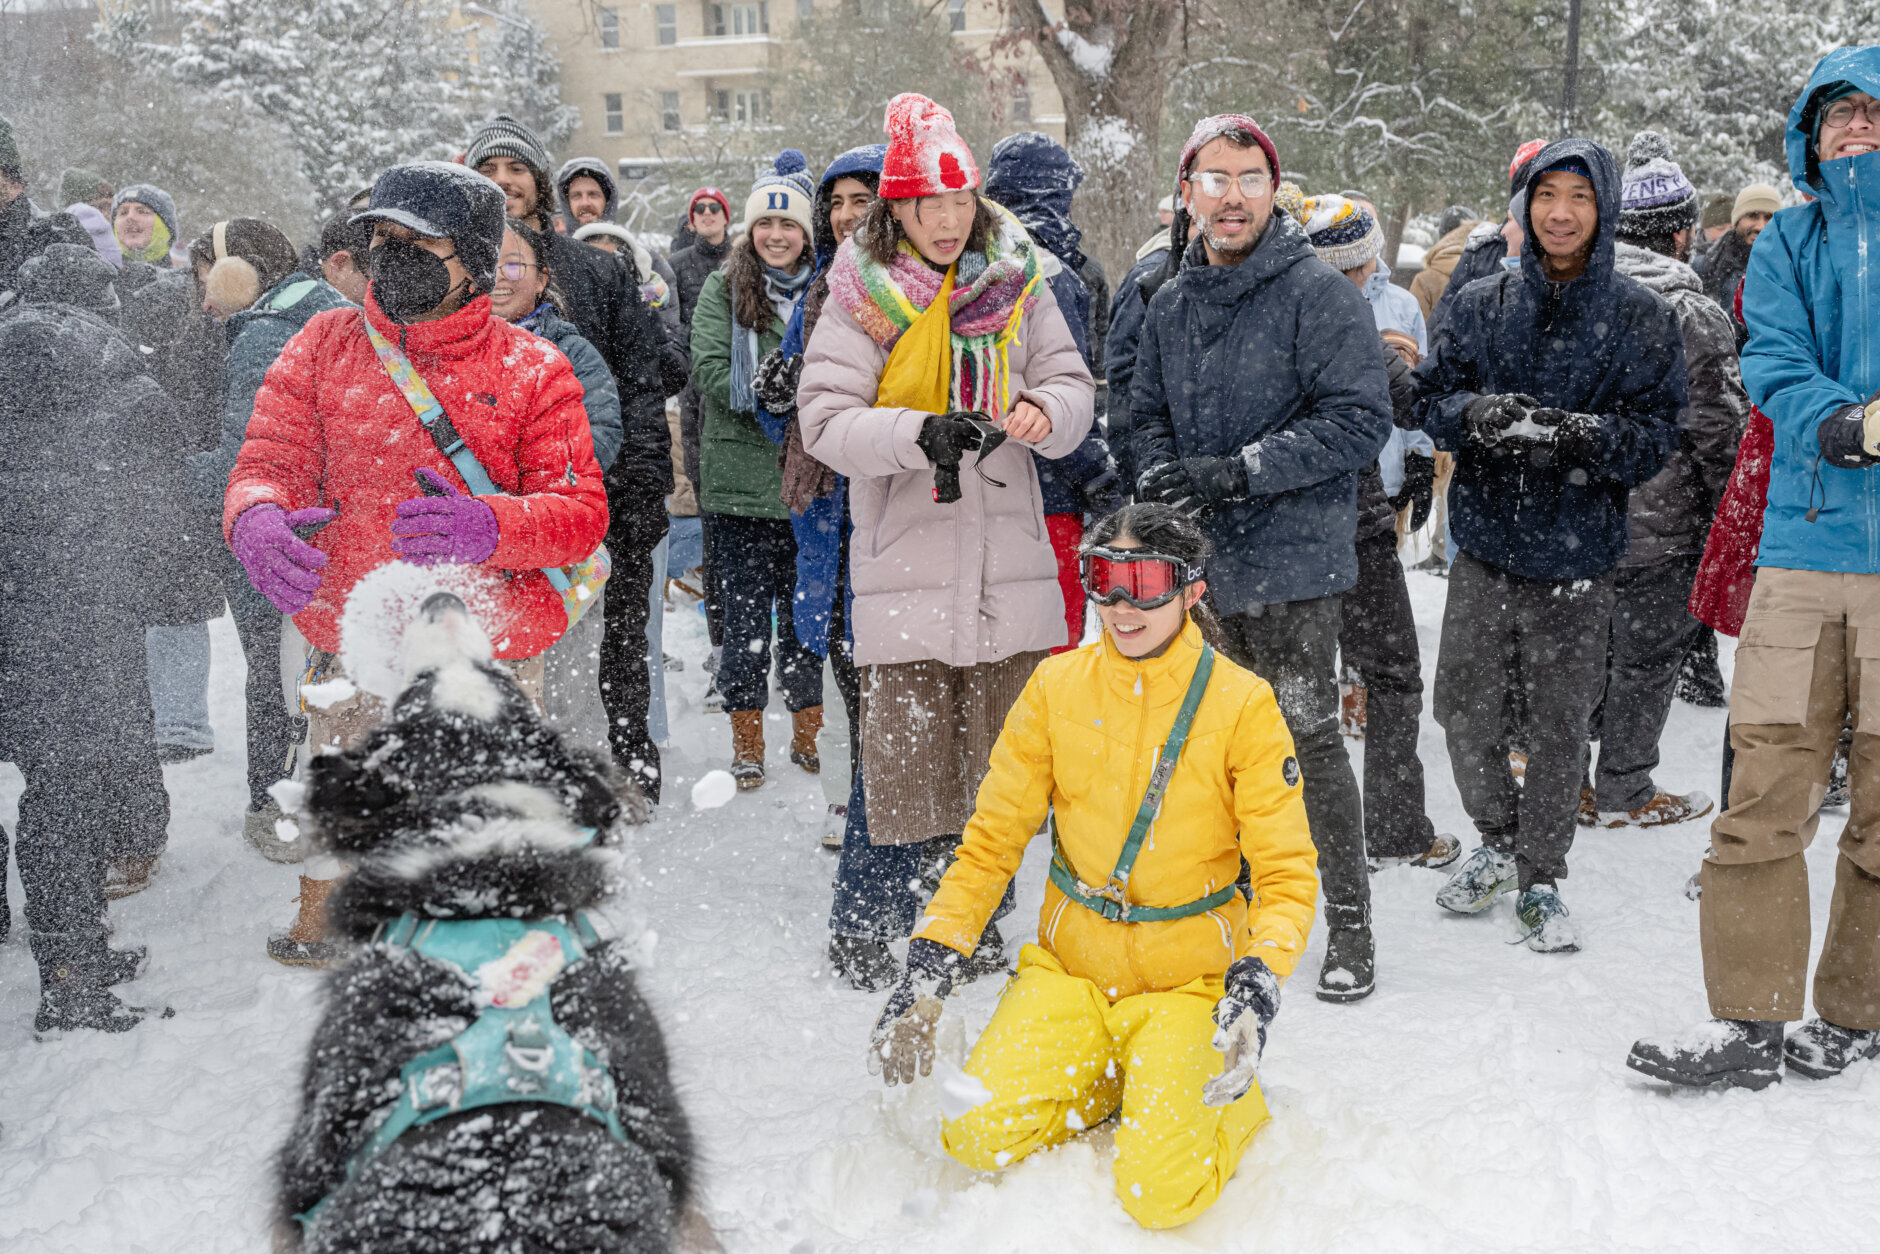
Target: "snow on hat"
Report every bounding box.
[878,94,980,199]
[353,161,507,289]
[688,186,730,219]
[1733,182,1782,222]
[1508,138,1548,199]
[1303,194,1384,272]
[1617,131,1698,240]
[743,149,815,236]
[465,113,551,176]
[1177,113,1281,188]
[1541,155,1594,184]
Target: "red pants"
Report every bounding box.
[1046,513,1085,655]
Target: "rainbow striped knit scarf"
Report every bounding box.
[826,204,1041,418]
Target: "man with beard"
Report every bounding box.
[466,115,678,802]
[1129,114,1393,1004]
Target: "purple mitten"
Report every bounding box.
[390,467,500,566]
[230,504,335,614]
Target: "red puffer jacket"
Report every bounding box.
[225,290,608,658]
[1688,406,1773,638]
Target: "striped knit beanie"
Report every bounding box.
[1617,131,1698,241]
[465,113,550,175]
[743,149,815,235]
[1302,194,1383,272]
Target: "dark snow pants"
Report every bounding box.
[1218,596,1371,929]
[599,500,668,803]
[1339,531,1437,859]
[0,615,168,957]
[1435,552,1615,890]
[1592,556,1704,813]
[225,556,303,812]
[704,513,821,715]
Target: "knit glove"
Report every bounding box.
[1202,956,1281,1108]
[230,503,335,615]
[390,468,499,566]
[868,937,962,1087]
[754,347,803,416]
[1819,402,1880,469]
[1462,393,1539,447]
[1524,406,1604,459]
[1390,451,1436,530]
[779,414,838,513]
[1137,455,1248,513]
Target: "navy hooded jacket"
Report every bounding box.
[1130,212,1393,611]
[983,131,1122,518]
[1414,137,1685,581]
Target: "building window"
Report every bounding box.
[712,90,729,121]
[1012,79,1031,122]
[656,3,677,44]
[599,6,619,47]
[661,91,681,131]
[711,2,768,36]
[733,88,772,125]
[604,92,624,134]
[947,0,965,31]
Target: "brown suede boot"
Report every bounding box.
[730,709,765,790]
[267,876,348,968]
[790,705,824,773]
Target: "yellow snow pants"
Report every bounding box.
[942,944,1270,1229]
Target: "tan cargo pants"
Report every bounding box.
[1707,567,1880,1028]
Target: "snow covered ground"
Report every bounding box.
[4,570,1878,1253]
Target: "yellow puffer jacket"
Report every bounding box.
[915,620,1319,998]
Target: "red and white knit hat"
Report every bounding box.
[878,93,980,199]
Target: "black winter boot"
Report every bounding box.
[1674,631,1729,708]
[1317,924,1376,1003]
[828,935,901,991]
[32,932,169,1035]
[1784,1017,1880,1079]
[1626,1018,1783,1090]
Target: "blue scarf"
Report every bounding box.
[729,262,812,413]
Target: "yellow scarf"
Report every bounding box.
[117,214,172,265]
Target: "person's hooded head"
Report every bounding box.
[555,156,618,233]
[65,203,123,269]
[811,145,885,269]
[1518,138,1620,286]
[16,243,122,319]
[187,218,300,319]
[352,161,507,324]
[111,184,180,265]
[466,114,554,225]
[984,131,1087,271]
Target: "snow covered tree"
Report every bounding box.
[467,2,581,154]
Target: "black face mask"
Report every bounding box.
[369,238,463,323]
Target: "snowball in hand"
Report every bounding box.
[691,770,739,810]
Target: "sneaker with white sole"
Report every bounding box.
[1598,790,1713,829]
[1513,885,1580,952]
[1435,846,1517,915]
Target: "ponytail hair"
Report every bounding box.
[1081,502,1229,652]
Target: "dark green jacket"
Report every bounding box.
[692,267,788,519]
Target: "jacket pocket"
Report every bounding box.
[1730,616,1823,727]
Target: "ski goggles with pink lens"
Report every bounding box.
[1079,547,1204,610]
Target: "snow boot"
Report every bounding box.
[1435,845,1517,915]
[1370,832,1463,872]
[1507,750,1528,782]
[32,933,168,1034]
[1599,790,1714,829]
[1339,682,1366,739]
[952,922,1010,986]
[730,709,765,790]
[104,855,159,900]
[1823,740,1851,809]
[828,935,901,991]
[1513,885,1580,952]
[243,799,304,864]
[1783,1018,1880,1080]
[1674,632,1729,708]
[1626,1019,1783,1090]
[1577,787,1597,828]
[663,651,684,672]
[821,802,847,850]
[1316,924,1376,1002]
[94,943,147,986]
[702,676,726,715]
[790,705,823,774]
[266,876,347,967]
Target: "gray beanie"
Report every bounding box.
[465,114,550,175]
[111,183,180,243]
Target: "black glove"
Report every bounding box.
[1384,350,1422,429]
[1462,393,1538,447]
[1201,956,1281,1108]
[916,411,988,469]
[1137,455,1247,512]
[868,938,962,1086]
[753,347,802,415]
[1528,406,1603,459]
[1390,451,1436,530]
[1819,402,1880,469]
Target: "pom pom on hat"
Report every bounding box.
[744,149,816,237]
[1616,130,1698,242]
[878,93,980,199]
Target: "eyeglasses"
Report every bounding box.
[1186,171,1272,199]
[1079,548,1202,610]
[693,202,725,216]
[497,260,542,281]
[1822,98,1880,128]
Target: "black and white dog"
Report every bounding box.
[274,594,693,1254]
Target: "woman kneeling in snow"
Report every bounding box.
[870,502,1319,1228]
